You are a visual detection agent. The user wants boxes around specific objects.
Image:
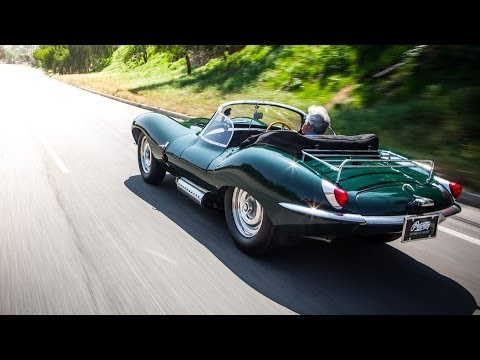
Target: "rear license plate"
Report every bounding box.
[402,214,439,242]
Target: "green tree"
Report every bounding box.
[34,46,68,72]
[147,45,244,74]
[122,45,149,65]
[34,45,116,74]
[154,45,193,74]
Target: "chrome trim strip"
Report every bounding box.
[363,215,405,225]
[217,100,306,118]
[278,202,461,225]
[278,203,365,223]
[438,203,462,221]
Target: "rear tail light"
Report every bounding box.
[449,182,462,199]
[334,188,348,208]
[435,176,463,200]
[322,180,349,209]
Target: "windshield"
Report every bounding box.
[222,103,304,131]
[200,112,234,146]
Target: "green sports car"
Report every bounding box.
[131,100,462,256]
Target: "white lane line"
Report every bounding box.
[41,137,70,174]
[439,226,480,246]
[145,249,177,265]
[79,195,166,314]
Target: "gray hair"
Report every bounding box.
[306,105,330,134]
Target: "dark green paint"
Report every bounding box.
[132,113,194,145]
[131,111,457,235]
[180,138,225,170]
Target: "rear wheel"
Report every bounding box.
[138,133,166,184]
[224,187,274,256]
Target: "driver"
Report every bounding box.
[301,105,330,135]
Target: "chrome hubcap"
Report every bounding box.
[140,136,152,174]
[232,188,263,238]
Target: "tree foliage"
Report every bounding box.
[33,45,244,75]
[151,46,194,74]
[150,45,241,74]
[34,45,116,74]
[122,45,149,65]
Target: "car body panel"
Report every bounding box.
[132,112,195,158]
[131,100,461,241]
[165,132,199,158]
[179,137,226,170]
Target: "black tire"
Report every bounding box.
[224,187,274,256]
[137,133,166,184]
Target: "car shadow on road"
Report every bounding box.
[125,175,477,315]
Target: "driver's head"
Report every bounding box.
[224,108,232,117]
[302,105,330,135]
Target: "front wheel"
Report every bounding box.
[137,133,166,184]
[224,187,274,256]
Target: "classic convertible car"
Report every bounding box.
[131,100,462,255]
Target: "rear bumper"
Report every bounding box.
[278,202,461,226]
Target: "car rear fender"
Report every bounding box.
[212,146,343,221]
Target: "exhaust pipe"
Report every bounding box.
[303,235,334,243]
[176,177,209,206]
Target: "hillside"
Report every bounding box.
[58,45,359,116]
[55,45,480,190]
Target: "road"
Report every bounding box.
[0,64,479,315]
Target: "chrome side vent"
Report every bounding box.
[176,178,208,206]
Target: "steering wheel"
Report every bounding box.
[266,121,292,131]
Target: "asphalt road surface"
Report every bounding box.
[0,65,479,315]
